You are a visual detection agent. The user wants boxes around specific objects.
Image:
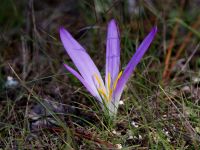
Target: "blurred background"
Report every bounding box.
[1,0,200,149]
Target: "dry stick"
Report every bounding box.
[21,36,29,81]
[162,23,179,81]
[74,128,117,149]
[162,0,185,83]
[49,127,117,149]
[168,17,200,76]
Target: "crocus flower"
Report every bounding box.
[60,19,157,116]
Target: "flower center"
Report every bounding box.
[93,71,122,102]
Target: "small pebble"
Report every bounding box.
[115,144,122,149]
[138,135,142,140]
[181,86,190,92]
[28,99,64,130]
[163,114,167,118]
[192,77,200,83]
[112,130,121,136]
[128,135,133,140]
[119,100,124,105]
[112,130,117,134]
[131,121,139,128]
[5,76,18,88]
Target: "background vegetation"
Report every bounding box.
[1,0,200,149]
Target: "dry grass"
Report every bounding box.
[1,0,200,149]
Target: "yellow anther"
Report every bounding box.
[98,88,109,101]
[93,71,122,103]
[108,88,113,100]
[107,73,111,89]
[113,71,123,90]
[94,73,103,88]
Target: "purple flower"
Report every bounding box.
[60,19,157,116]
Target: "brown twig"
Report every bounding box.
[50,127,117,149]
[162,0,185,83]
[168,16,200,76]
[162,23,179,81]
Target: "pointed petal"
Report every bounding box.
[114,27,157,100]
[60,27,104,92]
[105,19,120,86]
[64,64,102,101]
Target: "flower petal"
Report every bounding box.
[64,64,102,102]
[105,19,120,86]
[114,26,157,100]
[60,27,104,93]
